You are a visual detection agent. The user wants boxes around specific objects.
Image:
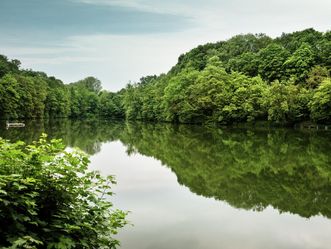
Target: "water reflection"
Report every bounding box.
[1,120,331,219]
[0,119,123,155]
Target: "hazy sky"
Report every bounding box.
[0,0,330,91]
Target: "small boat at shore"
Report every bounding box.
[6,122,25,129]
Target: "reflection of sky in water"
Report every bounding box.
[90,141,331,249]
[1,120,331,248]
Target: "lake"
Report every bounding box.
[1,119,331,249]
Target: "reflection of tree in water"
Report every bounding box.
[0,119,125,155]
[1,120,331,218]
[118,123,331,219]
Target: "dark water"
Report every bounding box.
[1,119,331,249]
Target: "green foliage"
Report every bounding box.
[122,83,143,120]
[0,28,330,124]
[283,43,315,82]
[309,78,331,122]
[258,43,290,82]
[318,39,331,69]
[120,28,331,125]
[68,77,104,119]
[163,69,200,122]
[99,91,124,118]
[44,77,70,118]
[262,80,310,123]
[0,55,20,78]
[69,77,102,94]
[275,28,324,53]
[0,55,111,120]
[0,135,127,248]
[15,74,48,119]
[227,52,259,77]
[306,66,330,89]
[0,74,19,119]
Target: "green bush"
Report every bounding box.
[0,134,127,249]
[309,78,331,122]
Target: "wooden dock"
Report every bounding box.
[296,122,329,131]
[6,122,25,129]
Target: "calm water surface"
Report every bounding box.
[1,119,331,249]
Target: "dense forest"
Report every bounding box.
[121,28,331,125]
[0,28,330,124]
[0,56,124,119]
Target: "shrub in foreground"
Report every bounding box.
[0,134,127,248]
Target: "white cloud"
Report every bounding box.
[7,32,208,90]
[1,0,330,91]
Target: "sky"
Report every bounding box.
[0,0,330,91]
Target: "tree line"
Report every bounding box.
[1,28,330,124]
[0,56,124,120]
[121,28,331,125]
